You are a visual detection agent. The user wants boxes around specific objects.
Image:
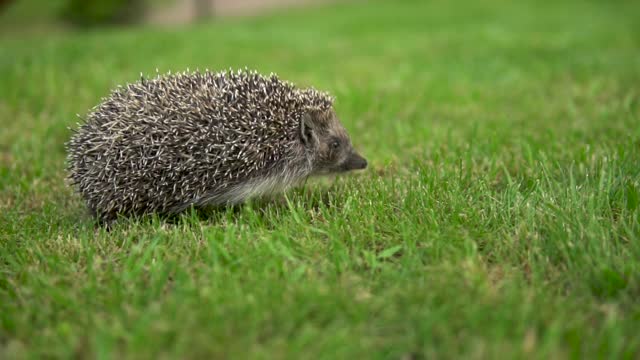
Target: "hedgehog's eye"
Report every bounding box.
[330,139,341,150]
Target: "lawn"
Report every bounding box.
[1,0,640,358]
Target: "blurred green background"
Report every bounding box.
[0,0,322,29]
[1,0,639,358]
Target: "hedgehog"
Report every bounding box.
[66,69,367,222]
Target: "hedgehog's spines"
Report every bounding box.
[66,69,336,221]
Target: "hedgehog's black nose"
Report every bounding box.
[344,152,367,171]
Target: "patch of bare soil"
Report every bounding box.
[146,0,330,25]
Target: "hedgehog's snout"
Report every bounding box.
[343,152,368,171]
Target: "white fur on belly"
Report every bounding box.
[224,176,293,203]
[193,173,303,209]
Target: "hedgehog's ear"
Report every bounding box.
[300,112,315,146]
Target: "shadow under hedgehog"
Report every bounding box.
[66,69,367,223]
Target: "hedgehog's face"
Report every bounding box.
[300,109,367,175]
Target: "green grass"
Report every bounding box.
[1,0,640,358]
